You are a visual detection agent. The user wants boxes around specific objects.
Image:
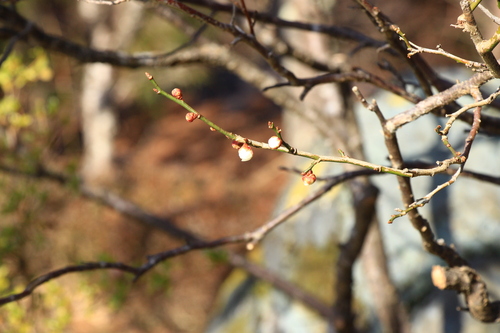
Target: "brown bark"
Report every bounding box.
[432,266,500,323]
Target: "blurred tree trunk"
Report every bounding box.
[78,2,143,186]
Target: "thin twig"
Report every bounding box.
[158,0,300,84]
[407,41,486,70]
[0,21,32,66]
[238,0,254,35]
[162,0,390,50]
[438,88,500,136]
[147,72,418,177]
[354,85,468,266]
[245,169,379,250]
[478,4,500,25]
[0,164,354,316]
[0,262,140,306]
[458,0,500,77]
[3,4,500,135]
[385,71,494,133]
[264,67,420,103]
[388,168,462,223]
[79,0,129,4]
[354,0,435,98]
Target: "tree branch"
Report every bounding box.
[385,71,494,133]
[432,266,500,323]
[3,4,500,136]
[458,0,500,77]
[333,183,379,333]
[354,87,468,266]
[0,164,360,319]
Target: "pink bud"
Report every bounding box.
[185,113,198,122]
[301,171,316,186]
[171,88,183,100]
[238,143,253,162]
[268,136,282,149]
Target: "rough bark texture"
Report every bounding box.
[432,266,500,323]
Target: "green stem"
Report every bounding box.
[146,72,413,177]
[468,0,482,11]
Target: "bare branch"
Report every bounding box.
[0,164,355,318]
[432,266,500,323]
[354,85,468,266]
[333,183,379,333]
[353,0,435,97]
[478,4,500,25]
[437,89,500,137]
[407,41,486,70]
[388,87,500,219]
[168,0,390,49]
[80,0,130,4]
[3,4,500,136]
[265,67,420,103]
[385,71,494,133]
[0,262,139,306]
[0,20,31,65]
[148,73,416,177]
[2,0,500,327]
[457,0,500,77]
[245,169,379,250]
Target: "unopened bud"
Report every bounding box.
[172,88,183,100]
[238,143,253,162]
[301,171,316,186]
[232,140,243,149]
[185,112,198,122]
[268,136,282,149]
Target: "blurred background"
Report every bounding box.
[0,0,499,332]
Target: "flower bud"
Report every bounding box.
[171,88,183,100]
[268,136,282,149]
[232,140,243,149]
[301,171,316,186]
[185,112,198,122]
[238,143,253,162]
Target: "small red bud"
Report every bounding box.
[171,88,183,100]
[153,88,160,94]
[238,143,253,162]
[301,171,316,186]
[185,113,198,122]
[232,140,243,149]
[268,136,282,149]
[210,127,216,132]
[145,72,153,80]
